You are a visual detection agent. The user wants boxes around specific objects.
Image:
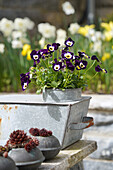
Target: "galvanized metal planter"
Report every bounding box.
[36,135,61,160]
[8,147,45,170]
[43,88,82,102]
[0,90,93,149]
[0,156,17,170]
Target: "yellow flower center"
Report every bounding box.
[23,83,27,89]
[49,46,54,51]
[65,53,72,59]
[80,63,84,68]
[102,69,106,73]
[84,54,88,58]
[67,41,72,46]
[54,65,60,70]
[33,55,39,60]
[76,66,81,70]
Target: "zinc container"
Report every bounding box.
[0,93,93,149]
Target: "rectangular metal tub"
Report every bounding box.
[0,94,91,149]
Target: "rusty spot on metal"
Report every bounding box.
[9,107,12,111]
[15,106,18,110]
[3,104,8,110]
[0,118,1,122]
[8,117,10,120]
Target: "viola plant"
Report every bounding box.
[5,130,39,152]
[20,37,107,93]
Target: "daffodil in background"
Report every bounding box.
[21,44,32,60]
[102,53,110,62]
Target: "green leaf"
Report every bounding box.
[36,89,42,94]
[51,81,61,88]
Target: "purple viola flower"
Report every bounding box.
[65,37,75,47]
[66,61,75,71]
[61,50,74,60]
[79,60,87,69]
[75,60,81,70]
[95,65,102,72]
[39,49,49,59]
[47,43,60,53]
[91,55,101,63]
[20,72,31,91]
[78,52,90,59]
[52,59,64,71]
[73,55,80,60]
[30,50,41,66]
[95,65,107,73]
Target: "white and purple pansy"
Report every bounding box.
[39,49,49,59]
[52,58,64,71]
[75,60,81,70]
[65,37,75,47]
[62,50,74,60]
[79,60,88,69]
[20,72,31,91]
[47,43,60,52]
[95,65,107,73]
[66,61,75,71]
[75,60,87,70]
[30,50,41,67]
[78,52,90,59]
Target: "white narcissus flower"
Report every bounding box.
[39,37,45,48]
[23,17,35,30]
[56,29,67,39]
[14,18,27,32]
[55,38,65,46]
[68,23,80,34]
[95,31,102,40]
[12,31,23,39]
[19,37,30,44]
[0,18,14,37]
[37,23,56,38]
[12,40,23,49]
[62,1,75,15]
[92,41,102,54]
[0,43,5,53]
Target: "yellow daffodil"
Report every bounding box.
[78,24,95,37]
[101,21,113,31]
[27,49,32,60]
[104,31,112,41]
[21,44,31,56]
[112,45,113,49]
[78,27,88,36]
[102,52,110,62]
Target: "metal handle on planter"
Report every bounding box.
[68,117,94,130]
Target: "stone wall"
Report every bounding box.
[82,94,113,170]
[0,0,113,28]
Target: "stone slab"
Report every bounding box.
[38,140,97,170]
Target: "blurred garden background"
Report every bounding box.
[0,0,113,93]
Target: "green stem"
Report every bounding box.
[87,72,98,81]
[85,60,96,74]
